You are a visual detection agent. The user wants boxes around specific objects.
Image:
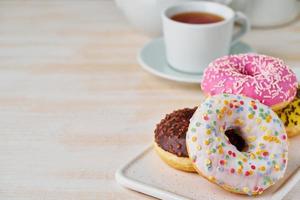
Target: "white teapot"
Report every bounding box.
[115,0,231,37]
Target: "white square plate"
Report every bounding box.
[116,136,300,200]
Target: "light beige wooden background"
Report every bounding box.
[0,1,299,199]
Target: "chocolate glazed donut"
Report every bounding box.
[154,107,248,172]
[154,107,197,172]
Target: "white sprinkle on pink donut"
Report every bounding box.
[201,54,298,107]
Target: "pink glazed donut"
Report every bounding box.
[201,54,298,111]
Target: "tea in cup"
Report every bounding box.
[162,1,250,73]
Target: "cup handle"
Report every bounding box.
[231,12,250,46]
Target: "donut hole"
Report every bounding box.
[238,63,257,77]
[225,128,248,152]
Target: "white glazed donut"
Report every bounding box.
[186,94,288,195]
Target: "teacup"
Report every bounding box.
[115,0,232,37]
[162,1,249,74]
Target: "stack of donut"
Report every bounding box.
[153,54,299,196]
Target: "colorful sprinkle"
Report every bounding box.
[206,129,212,135]
[204,140,210,145]
[263,151,269,157]
[220,160,226,165]
[259,166,266,172]
[247,135,257,142]
[205,158,212,165]
[203,114,209,121]
[243,187,250,193]
[192,136,197,142]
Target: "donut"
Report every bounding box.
[186,93,288,195]
[154,107,197,172]
[277,86,300,137]
[154,107,245,172]
[201,54,298,111]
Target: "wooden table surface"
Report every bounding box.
[0,1,299,199]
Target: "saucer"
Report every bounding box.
[138,37,255,83]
